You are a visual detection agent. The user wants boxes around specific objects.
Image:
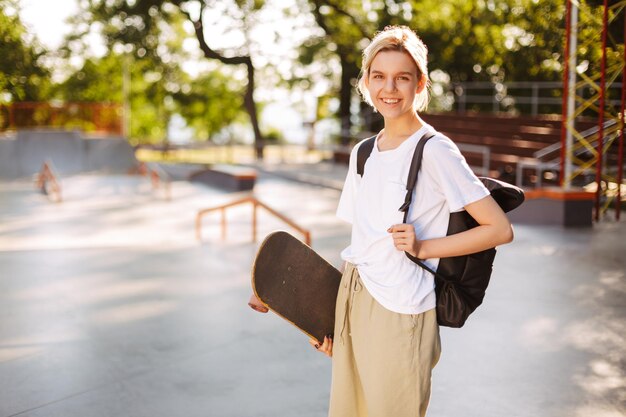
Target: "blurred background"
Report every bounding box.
[1,0,617,147]
[1,2,625,417]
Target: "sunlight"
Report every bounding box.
[90,300,177,325]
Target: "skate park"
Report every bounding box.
[0,125,625,417]
[3,0,626,416]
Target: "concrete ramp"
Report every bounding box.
[0,129,138,179]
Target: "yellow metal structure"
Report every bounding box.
[562,1,626,218]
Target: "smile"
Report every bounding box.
[381,98,400,104]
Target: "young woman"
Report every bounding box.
[309,26,514,417]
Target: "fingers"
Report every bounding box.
[387,224,412,233]
[309,335,333,358]
[388,224,418,257]
[387,224,415,240]
[248,293,269,313]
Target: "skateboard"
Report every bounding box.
[250,231,342,343]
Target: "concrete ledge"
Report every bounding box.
[189,164,257,191]
[507,187,594,227]
[0,130,138,179]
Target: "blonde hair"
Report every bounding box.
[357,26,430,112]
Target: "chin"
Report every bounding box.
[378,109,411,120]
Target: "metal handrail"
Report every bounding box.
[195,196,311,245]
[140,162,171,200]
[516,120,622,187]
[533,119,618,160]
[35,160,62,202]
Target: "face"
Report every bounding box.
[365,50,424,120]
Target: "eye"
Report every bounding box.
[397,76,409,81]
[372,74,383,79]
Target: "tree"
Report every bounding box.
[296,0,592,128]
[0,0,51,103]
[301,0,374,143]
[54,48,245,144]
[173,70,245,142]
[75,0,268,158]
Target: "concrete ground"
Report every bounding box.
[0,164,624,417]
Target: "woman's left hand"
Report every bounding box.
[388,224,421,258]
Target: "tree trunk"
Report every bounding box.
[185,5,264,159]
[244,60,264,159]
[339,55,353,146]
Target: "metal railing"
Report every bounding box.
[139,162,171,200]
[516,120,621,187]
[35,160,62,202]
[1,102,123,135]
[449,81,624,116]
[195,196,311,245]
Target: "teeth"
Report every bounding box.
[382,99,399,104]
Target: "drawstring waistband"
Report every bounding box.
[339,264,362,345]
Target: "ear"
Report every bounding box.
[415,73,427,94]
[363,71,370,88]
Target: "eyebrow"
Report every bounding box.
[370,70,415,76]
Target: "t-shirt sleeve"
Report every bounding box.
[422,136,490,212]
[336,143,361,224]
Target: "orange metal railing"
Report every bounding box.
[35,160,62,202]
[0,102,123,135]
[138,162,171,200]
[195,196,311,245]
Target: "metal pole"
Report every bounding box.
[123,54,131,138]
[565,2,578,190]
[616,7,626,220]
[531,83,539,116]
[559,0,572,187]
[595,0,609,221]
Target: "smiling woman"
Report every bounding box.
[311,25,514,417]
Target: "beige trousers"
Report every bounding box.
[328,263,441,417]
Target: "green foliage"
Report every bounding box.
[295,0,622,124]
[60,0,249,144]
[263,126,284,144]
[54,54,124,102]
[173,71,245,142]
[0,0,51,102]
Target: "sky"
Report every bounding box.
[20,0,79,50]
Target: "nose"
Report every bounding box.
[383,77,397,92]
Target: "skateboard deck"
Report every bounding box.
[251,231,342,343]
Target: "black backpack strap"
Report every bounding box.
[397,131,453,282]
[356,136,376,177]
[398,132,437,216]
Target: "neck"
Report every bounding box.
[380,112,424,146]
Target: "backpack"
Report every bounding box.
[356,131,525,328]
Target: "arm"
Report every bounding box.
[389,194,514,259]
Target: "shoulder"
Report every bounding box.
[421,131,465,165]
[423,131,461,155]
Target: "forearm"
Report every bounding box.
[418,222,513,259]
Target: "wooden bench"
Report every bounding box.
[189,164,257,191]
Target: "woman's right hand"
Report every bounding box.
[309,335,333,358]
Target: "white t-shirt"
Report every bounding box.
[336,124,490,315]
